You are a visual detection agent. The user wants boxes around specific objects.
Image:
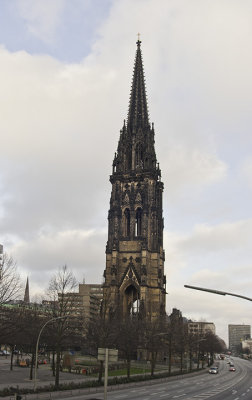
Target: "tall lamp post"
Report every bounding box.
[184,285,252,302]
[33,316,67,392]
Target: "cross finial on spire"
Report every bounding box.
[137,32,141,41]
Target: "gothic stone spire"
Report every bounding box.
[103,40,166,322]
[112,41,161,177]
[24,276,30,304]
[127,39,149,132]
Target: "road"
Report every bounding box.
[58,357,252,400]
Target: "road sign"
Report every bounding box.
[98,348,118,362]
[97,348,119,400]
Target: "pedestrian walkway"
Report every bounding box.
[0,357,90,391]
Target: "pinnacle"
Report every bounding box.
[127,40,149,132]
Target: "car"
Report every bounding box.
[209,367,218,374]
[1,350,10,356]
[229,366,236,371]
[38,359,47,365]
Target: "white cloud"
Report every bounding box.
[16,0,65,44]
[8,228,106,294]
[162,147,227,197]
[179,220,252,253]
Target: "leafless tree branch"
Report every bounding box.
[0,253,22,305]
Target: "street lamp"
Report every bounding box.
[33,316,68,392]
[184,285,252,302]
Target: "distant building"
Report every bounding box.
[78,283,103,321]
[241,338,252,356]
[228,324,251,354]
[57,283,103,322]
[187,321,216,336]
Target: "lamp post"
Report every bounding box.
[184,285,252,302]
[33,316,67,392]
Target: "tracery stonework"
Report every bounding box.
[103,40,166,320]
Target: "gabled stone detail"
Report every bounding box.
[135,192,142,204]
[119,258,141,289]
[123,193,130,205]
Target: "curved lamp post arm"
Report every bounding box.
[184,285,252,302]
[34,316,68,392]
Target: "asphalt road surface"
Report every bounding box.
[58,357,252,400]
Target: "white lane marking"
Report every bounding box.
[150,392,164,396]
[160,394,170,398]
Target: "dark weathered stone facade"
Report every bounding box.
[103,40,166,320]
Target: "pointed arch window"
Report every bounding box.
[135,207,142,236]
[124,208,130,237]
[127,145,132,170]
[135,143,143,168]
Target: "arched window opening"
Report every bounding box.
[130,299,140,316]
[127,146,132,170]
[135,143,143,168]
[124,285,139,316]
[124,208,130,237]
[135,208,142,236]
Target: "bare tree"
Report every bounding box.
[0,253,22,305]
[87,314,117,383]
[140,318,166,377]
[46,265,78,389]
[116,315,141,379]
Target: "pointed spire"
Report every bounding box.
[127,39,149,132]
[24,277,30,304]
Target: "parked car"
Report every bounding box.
[1,350,10,356]
[38,359,47,365]
[19,360,28,367]
[209,367,218,374]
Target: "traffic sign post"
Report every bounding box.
[98,348,118,400]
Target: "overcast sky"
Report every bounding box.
[1,0,252,345]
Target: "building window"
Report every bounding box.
[135,208,142,236]
[127,145,132,170]
[124,208,130,236]
[135,143,143,168]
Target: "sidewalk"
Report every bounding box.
[0,357,90,391]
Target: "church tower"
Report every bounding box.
[24,277,30,304]
[103,39,166,320]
